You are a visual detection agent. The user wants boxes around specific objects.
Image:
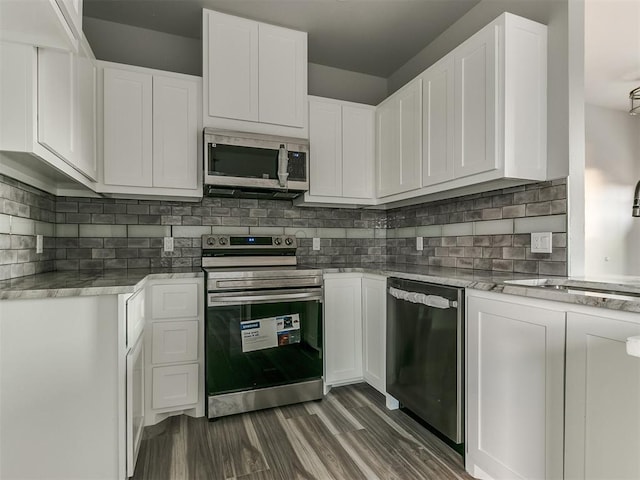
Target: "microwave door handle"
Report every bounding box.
[277,144,289,187]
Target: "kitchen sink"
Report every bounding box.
[503,278,640,300]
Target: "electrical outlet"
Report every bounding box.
[531,232,552,253]
[312,237,321,251]
[164,236,174,252]
[36,234,43,254]
[416,236,424,251]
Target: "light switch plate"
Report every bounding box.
[531,232,552,253]
[36,234,43,254]
[164,236,174,252]
[312,237,321,251]
[416,236,424,251]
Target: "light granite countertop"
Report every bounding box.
[0,268,203,300]
[2,264,640,314]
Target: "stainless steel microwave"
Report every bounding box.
[203,128,309,196]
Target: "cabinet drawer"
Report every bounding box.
[150,283,199,320]
[152,364,199,409]
[126,289,145,348]
[151,321,198,364]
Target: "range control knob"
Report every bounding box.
[218,237,227,246]
[273,237,282,246]
[206,237,216,246]
[285,237,294,246]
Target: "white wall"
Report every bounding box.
[585,105,640,276]
[83,17,388,105]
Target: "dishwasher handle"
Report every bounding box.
[389,286,458,309]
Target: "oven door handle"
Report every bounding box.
[208,290,323,306]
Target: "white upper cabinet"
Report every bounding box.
[203,9,308,138]
[454,24,497,179]
[100,62,202,198]
[422,56,455,186]
[376,77,422,198]
[373,13,547,207]
[103,67,153,188]
[0,0,81,52]
[0,40,97,195]
[206,12,258,122]
[302,96,374,206]
[152,76,199,190]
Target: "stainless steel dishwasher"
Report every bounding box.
[386,277,464,446]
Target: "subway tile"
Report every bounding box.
[250,227,285,235]
[346,229,374,239]
[317,228,346,238]
[442,223,473,237]
[173,226,212,238]
[92,249,116,259]
[128,225,171,237]
[35,221,55,236]
[79,238,103,248]
[502,205,525,218]
[525,201,552,216]
[416,225,442,237]
[442,237,457,247]
[539,261,567,276]
[492,259,513,272]
[79,225,127,237]
[513,214,567,233]
[473,219,514,235]
[11,217,35,235]
[211,226,250,235]
[0,214,10,234]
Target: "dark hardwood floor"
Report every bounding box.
[133,383,473,480]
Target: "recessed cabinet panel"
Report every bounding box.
[126,289,145,349]
[565,312,640,480]
[398,79,422,192]
[342,105,374,199]
[258,23,306,127]
[376,100,400,197]
[150,283,199,320]
[152,364,199,409]
[422,56,454,186]
[151,321,198,364]
[38,48,75,163]
[309,100,342,197]
[152,76,198,189]
[454,26,497,179]
[206,11,258,122]
[103,68,153,187]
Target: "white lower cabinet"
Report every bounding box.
[324,274,363,386]
[126,335,145,477]
[565,310,640,480]
[466,291,565,480]
[144,278,205,426]
[362,274,386,394]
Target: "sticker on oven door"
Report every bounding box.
[240,314,301,352]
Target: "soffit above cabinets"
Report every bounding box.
[82,0,480,77]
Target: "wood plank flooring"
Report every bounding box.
[133,383,473,480]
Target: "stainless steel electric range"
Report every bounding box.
[202,234,324,419]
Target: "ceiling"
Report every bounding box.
[585,0,640,112]
[83,0,481,78]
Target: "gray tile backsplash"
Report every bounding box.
[0,174,567,278]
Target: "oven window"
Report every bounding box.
[208,143,279,179]
[206,300,323,395]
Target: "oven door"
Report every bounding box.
[206,288,323,397]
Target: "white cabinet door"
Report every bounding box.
[151,321,199,364]
[324,276,363,385]
[376,99,400,198]
[152,364,199,409]
[258,23,306,127]
[103,67,153,187]
[76,41,97,181]
[150,283,199,320]
[38,48,75,163]
[126,335,145,477]
[397,78,422,193]
[565,311,640,480]
[206,10,258,122]
[362,275,386,394]
[342,105,375,199]
[466,294,565,480]
[422,56,454,186]
[152,75,198,189]
[309,99,342,197]
[454,24,498,179]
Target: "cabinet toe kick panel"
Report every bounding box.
[208,379,323,418]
